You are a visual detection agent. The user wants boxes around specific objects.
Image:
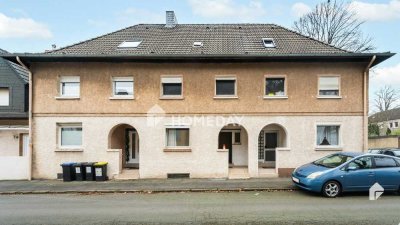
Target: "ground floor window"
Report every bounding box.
[316,125,340,146]
[166,128,189,147]
[59,124,82,148]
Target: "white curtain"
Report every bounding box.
[61,127,82,146]
[167,129,177,147]
[317,126,339,146]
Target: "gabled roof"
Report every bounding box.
[0,56,29,84]
[369,108,400,123]
[49,24,349,56]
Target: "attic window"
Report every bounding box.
[118,40,142,49]
[262,38,275,48]
[193,42,203,47]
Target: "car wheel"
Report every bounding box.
[322,181,341,198]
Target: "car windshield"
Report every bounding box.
[313,154,354,168]
[368,149,381,154]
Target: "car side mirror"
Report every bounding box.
[347,166,357,171]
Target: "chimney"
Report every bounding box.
[165,11,177,28]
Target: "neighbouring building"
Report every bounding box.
[1,11,394,179]
[368,108,400,149]
[0,48,30,180]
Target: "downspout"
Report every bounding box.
[363,55,376,152]
[16,56,33,181]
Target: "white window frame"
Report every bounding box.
[57,76,80,99]
[315,123,342,150]
[160,75,183,99]
[264,75,288,99]
[117,40,142,48]
[0,87,10,106]
[165,125,190,149]
[214,75,238,99]
[58,123,83,150]
[110,76,134,99]
[262,38,276,48]
[317,75,341,99]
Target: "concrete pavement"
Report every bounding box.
[0,178,294,194]
[0,191,399,225]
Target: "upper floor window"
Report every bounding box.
[318,76,340,97]
[60,76,80,97]
[316,125,340,147]
[58,123,82,149]
[112,77,134,97]
[389,122,393,128]
[161,76,183,98]
[395,122,399,128]
[265,76,286,98]
[215,76,237,98]
[0,87,10,106]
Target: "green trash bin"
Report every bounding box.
[94,162,108,181]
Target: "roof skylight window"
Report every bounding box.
[118,40,142,48]
[262,38,275,48]
[193,41,203,47]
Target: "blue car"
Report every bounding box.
[292,152,400,197]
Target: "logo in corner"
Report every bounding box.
[369,182,384,200]
[146,104,166,127]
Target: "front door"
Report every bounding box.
[127,130,139,164]
[264,132,277,167]
[219,132,233,164]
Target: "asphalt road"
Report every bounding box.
[0,191,399,225]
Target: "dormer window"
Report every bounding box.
[262,38,275,48]
[118,40,142,49]
[193,41,203,47]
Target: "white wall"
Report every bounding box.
[0,156,29,180]
[0,130,22,156]
[32,115,363,179]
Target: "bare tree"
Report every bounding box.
[374,86,400,112]
[293,0,374,52]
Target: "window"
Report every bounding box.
[395,122,399,128]
[347,156,373,170]
[318,76,340,97]
[375,156,398,168]
[265,77,286,97]
[193,41,203,47]
[161,76,182,97]
[118,40,142,48]
[316,125,340,146]
[0,87,10,106]
[234,131,241,145]
[166,128,189,147]
[215,77,236,96]
[60,76,80,97]
[313,154,353,168]
[112,77,134,97]
[389,122,393,128]
[59,124,82,148]
[262,38,275,48]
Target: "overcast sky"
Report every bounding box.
[0,0,399,112]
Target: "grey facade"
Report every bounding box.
[0,48,29,120]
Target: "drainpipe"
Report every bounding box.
[363,55,376,152]
[16,56,33,181]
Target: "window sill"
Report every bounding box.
[317,96,342,99]
[315,146,343,151]
[213,96,238,99]
[217,148,229,152]
[55,96,80,100]
[160,96,184,100]
[163,148,192,152]
[276,147,291,151]
[263,96,288,99]
[109,96,134,100]
[55,148,84,152]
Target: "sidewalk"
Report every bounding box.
[0,178,295,194]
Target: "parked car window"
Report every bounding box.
[391,150,400,157]
[313,154,353,168]
[374,156,398,168]
[347,156,372,170]
[383,151,395,156]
